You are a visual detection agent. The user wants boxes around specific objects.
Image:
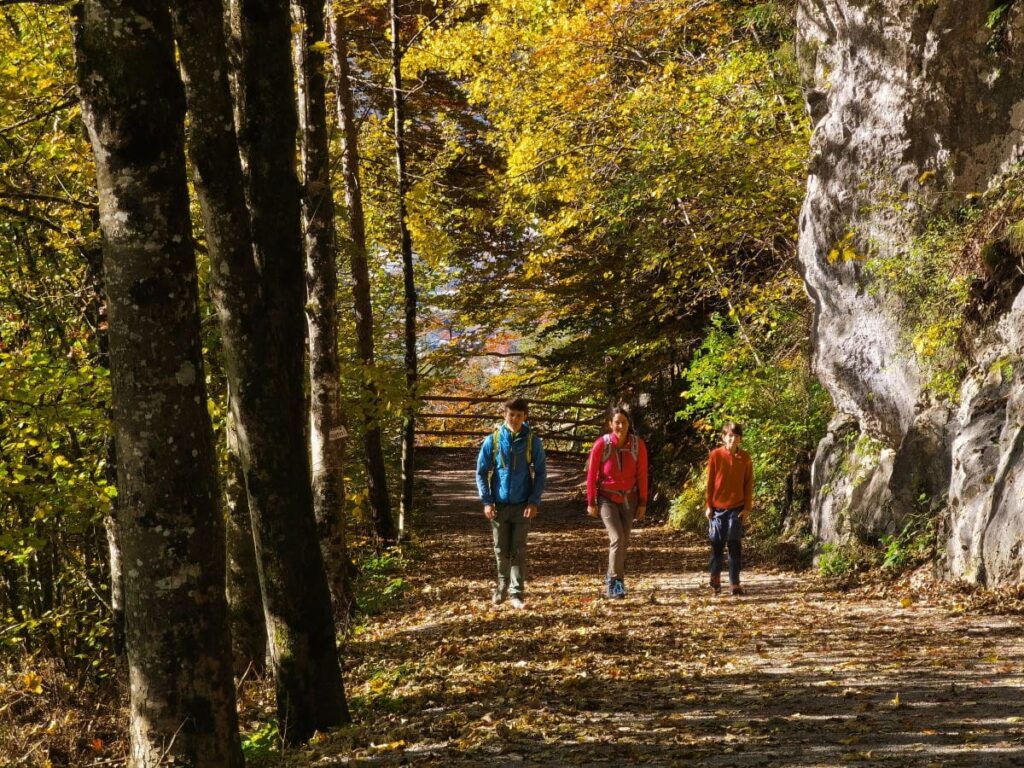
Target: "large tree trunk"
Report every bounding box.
[293,0,357,617]
[389,0,417,539]
[329,6,396,544]
[224,411,267,678]
[233,0,350,738]
[73,1,242,765]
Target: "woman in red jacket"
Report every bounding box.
[587,406,648,598]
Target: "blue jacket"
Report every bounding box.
[476,423,546,506]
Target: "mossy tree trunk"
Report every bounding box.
[73,0,242,763]
[234,0,350,738]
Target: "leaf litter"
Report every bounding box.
[251,449,1024,766]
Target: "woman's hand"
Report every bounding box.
[635,504,646,522]
[587,505,599,518]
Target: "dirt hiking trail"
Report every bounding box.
[323,448,1024,767]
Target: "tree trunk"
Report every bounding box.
[233,0,350,739]
[293,0,357,617]
[83,242,125,659]
[329,5,397,544]
[73,1,242,765]
[224,410,266,678]
[389,0,417,540]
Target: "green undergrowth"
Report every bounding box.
[866,167,1024,402]
[350,542,417,623]
[817,512,938,579]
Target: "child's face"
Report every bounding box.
[609,414,630,439]
[722,430,741,452]
[504,408,527,433]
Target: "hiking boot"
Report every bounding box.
[709,582,721,596]
[509,595,526,610]
[731,585,744,596]
[604,575,615,599]
[491,587,507,606]
[611,578,626,599]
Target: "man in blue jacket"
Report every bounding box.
[476,396,546,609]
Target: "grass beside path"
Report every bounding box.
[274,448,1024,767]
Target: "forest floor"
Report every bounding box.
[278,447,1024,767]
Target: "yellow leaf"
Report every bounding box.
[22,672,43,695]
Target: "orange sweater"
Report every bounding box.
[705,446,753,512]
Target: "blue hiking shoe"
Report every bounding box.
[611,578,626,599]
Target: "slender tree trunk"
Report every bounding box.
[73,1,242,764]
[293,0,357,617]
[224,408,267,678]
[329,5,396,544]
[389,0,417,539]
[233,0,350,738]
[83,243,125,659]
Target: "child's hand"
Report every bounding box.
[484,504,496,520]
[524,504,538,518]
[635,505,646,521]
[587,505,598,518]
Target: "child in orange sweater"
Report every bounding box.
[704,422,754,595]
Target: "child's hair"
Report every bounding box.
[503,396,529,414]
[721,421,744,437]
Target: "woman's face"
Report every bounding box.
[610,413,630,439]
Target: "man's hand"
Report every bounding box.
[741,509,750,525]
[484,504,496,520]
[705,507,713,520]
[587,505,599,518]
[635,504,646,522]
[524,503,538,519]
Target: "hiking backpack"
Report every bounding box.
[600,433,639,472]
[491,426,534,470]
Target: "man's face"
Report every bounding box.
[504,408,527,433]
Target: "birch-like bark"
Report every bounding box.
[389,0,417,539]
[293,0,357,617]
[73,1,242,764]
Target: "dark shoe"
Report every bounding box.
[492,586,507,605]
[709,582,721,595]
[604,575,615,599]
[731,585,744,596]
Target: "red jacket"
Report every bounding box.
[705,446,754,512]
[586,433,648,506]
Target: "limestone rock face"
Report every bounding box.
[797,1,1024,582]
[943,297,1024,586]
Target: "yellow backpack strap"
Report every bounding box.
[493,428,504,469]
[526,429,533,465]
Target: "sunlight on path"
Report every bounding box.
[331,449,1024,767]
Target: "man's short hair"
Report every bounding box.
[503,396,529,414]
[721,421,743,437]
